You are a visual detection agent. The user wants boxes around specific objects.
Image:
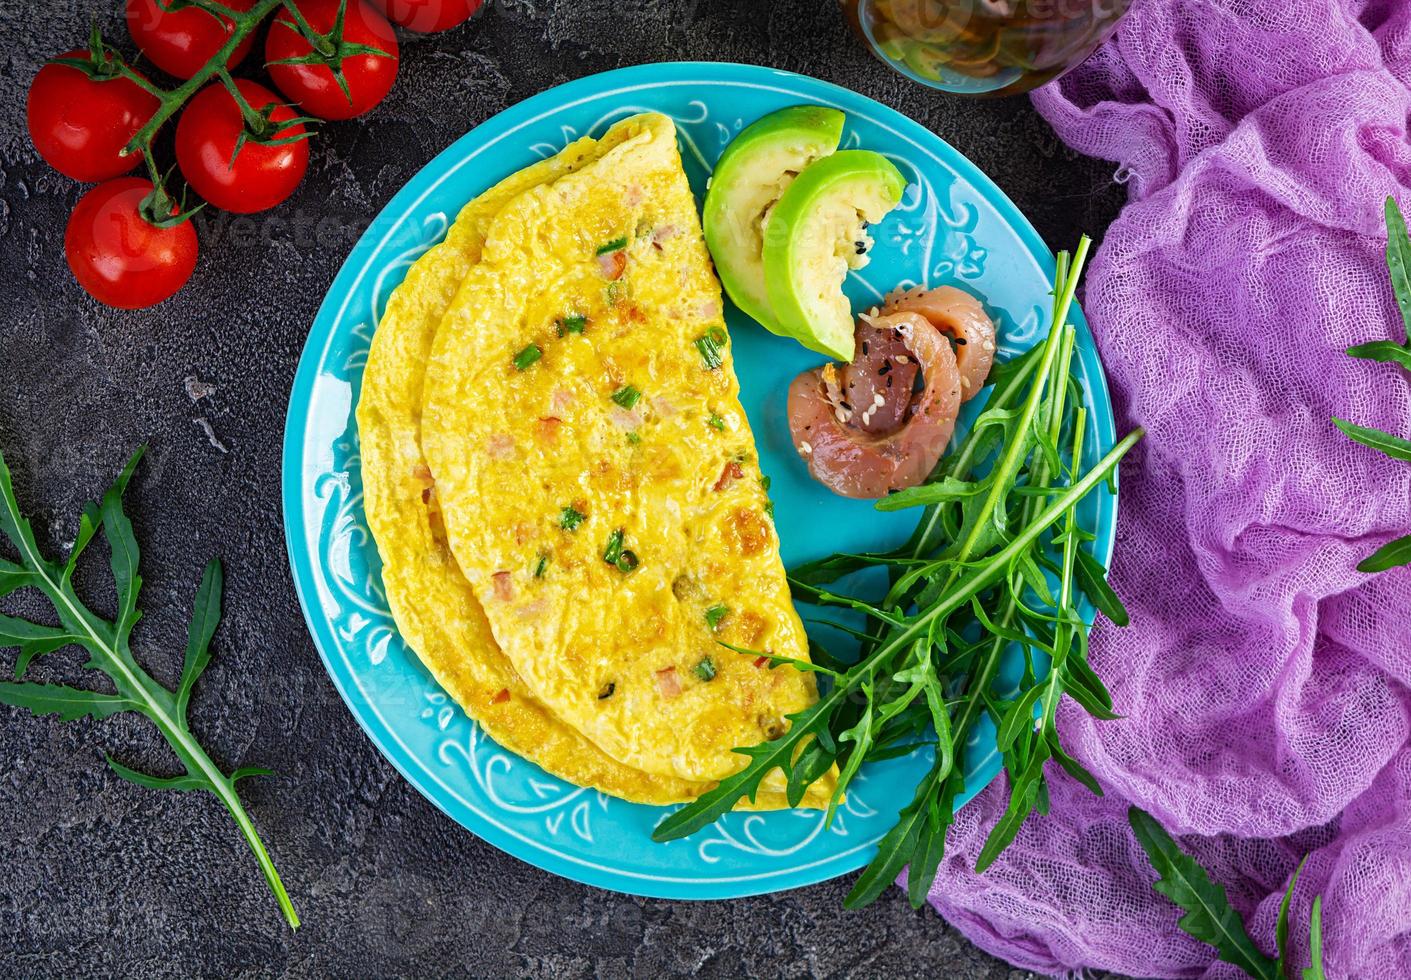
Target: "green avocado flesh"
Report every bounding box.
[703,105,845,336]
[762,150,908,361]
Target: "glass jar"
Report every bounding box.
[842,0,1132,97]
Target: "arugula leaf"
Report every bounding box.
[788,551,888,587]
[873,476,981,511]
[657,427,1140,844]
[177,559,222,719]
[1303,896,1326,980]
[975,742,1049,872]
[1333,417,1411,462]
[0,558,34,597]
[1128,807,1278,980]
[100,464,144,656]
[1384,196,1411,340]
[905,770,963,908]
[0,682,135,721]
[1338,199,1411,576]
[0,615,83,678]
[1074,549,1129,626]
[1357,533,1411,573]
[0,448,298,929]
[65,446,142,587]
[1044,734,1103,796]
[995,684,1043,751]
[786,740,837,807]
[844,761,945,909]
[1346,340,1411,371]
[1276,855,1308,975]
[106,756,211,791]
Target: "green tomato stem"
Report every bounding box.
[122,0,288,163]
[189,0,247,19]
[278,0,336,58]
[215,67,269,136]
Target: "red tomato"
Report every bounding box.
[26,52,159,182]
[175,80,309,214]
[125,0,259,79]
[372,0,483,32]
[65,178,198,309]
[266,0,399,120]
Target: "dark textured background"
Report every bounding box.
[0,1,1128,976]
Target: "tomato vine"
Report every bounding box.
[28,0,483,306]
[56,0,371,224]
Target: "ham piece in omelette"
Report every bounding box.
[421,113,832,790]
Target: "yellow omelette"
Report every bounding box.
[362,115,830,805]
[421,113,831,792]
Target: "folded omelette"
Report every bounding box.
[365,112,831,805]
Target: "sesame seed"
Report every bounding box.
[982,339,995,352]
[895,355,910,365]
[800,441,813,455]
[961,377,970,389]
[873,393,885,407]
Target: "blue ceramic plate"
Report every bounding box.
[282,62,1116,900]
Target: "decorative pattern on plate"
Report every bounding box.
[283,63,1117,900]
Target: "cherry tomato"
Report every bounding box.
[65,178,198,309]
[176,80,309,214]
[266,0,399,120]
[372,0,483,32]
[125,0,259,79]
[26,52,159,182]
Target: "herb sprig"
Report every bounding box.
[0,447,298,928]
[1335,197,1411,573]
[1129,806,1327,979]
[654,237,1145,909]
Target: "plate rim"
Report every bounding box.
[280,60,1118,900]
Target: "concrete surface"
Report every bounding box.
[0,1,1128,976]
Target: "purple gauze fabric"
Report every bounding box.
[903,1,1411,977]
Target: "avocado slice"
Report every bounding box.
[703,105,845,334]
[762,150,908,361]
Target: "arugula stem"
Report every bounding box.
[949,320,1081,751]
[211,778,301,928]
[907,342,1045,561]
[0,455,298,929]
[29,535,298,928]
[942,238,1090,589]
[1039,407,1085,734]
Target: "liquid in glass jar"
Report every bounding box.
[842,0,1132,97]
